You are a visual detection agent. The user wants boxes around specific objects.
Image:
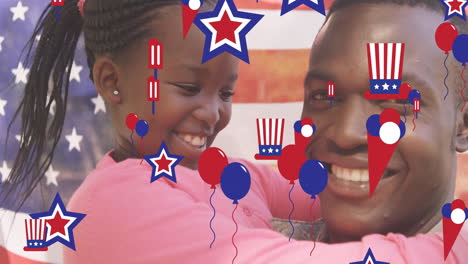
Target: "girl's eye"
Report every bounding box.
[220,90,235,101]
[174,84,200,95]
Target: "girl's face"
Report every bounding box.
[103,6,239,169]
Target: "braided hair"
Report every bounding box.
[3,0,203,210]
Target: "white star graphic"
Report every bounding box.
[91,95,106,115]
[444,0,467,16]
[10,1,29,22]
[262,149,266,152]
[382,83,389,90]
[65,127,83,152]
[45,165,60,186]
[276,149,279,152]
[0,97,7,116]
[11,62,30,84]
[374,84,379,89]
[199,1,251,52]
[70,61,83,83]
[149,148,179,176]
[0,36,4,52]
[392,84,397,90]
[268,147,273,153]
[0,161,11,183]
[41,205,77,242]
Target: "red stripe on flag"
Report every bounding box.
[256,119,261,146]
[269,118,273,146]
[262,119,266,147]
[25,219,29,240]
[375,44,380,79]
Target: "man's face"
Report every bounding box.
[302,4,461,241]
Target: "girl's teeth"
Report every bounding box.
[332,164,369,182]
[178,133,206,147]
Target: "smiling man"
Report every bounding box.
[302,0,468,244]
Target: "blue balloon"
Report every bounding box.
[442,203,452,219]
[453,34,468,66]
[408,90,421,104]
[294,120,302,133]
[220,162,251,204]
[299,160,328,199]
[136,120,149,137]
[399,121,406,139]
[366,114,381,137]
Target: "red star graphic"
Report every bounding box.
[46,212,70,236]
[209,12,242,44]
[155,155,172,172]
[448,0,464,12]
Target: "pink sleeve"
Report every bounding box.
[244,160,321,221]
[64,170,468,264]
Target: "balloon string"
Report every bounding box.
[309,199,317,256]
[55,6,59,21]
[461,65,466,112]
[139,137,145,165]
[231,204,239,264]
[444,54,450,101]
[403,102,407,123]
[288,183,295,242]
[412,112,416,132]
[209,188,217,249]
[130,131,135,158]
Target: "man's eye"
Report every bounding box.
[309,91,329,101]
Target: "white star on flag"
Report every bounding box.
[70,61,83,83]
[392,84,397,89]
[11,62,30,84]
[65,127,83,152]
[45,165,60,186]
[199,2,251,53]
[374,84,379,89]
[0,97,7,116]
[91,94,106,114]
[0,160,12,183]
[10,1,29,22]
[382,83,389,90]
[0,36,4,52]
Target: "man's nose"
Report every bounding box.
[193,99,221,127]
[327,95,370,151]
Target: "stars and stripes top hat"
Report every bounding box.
[24,218,48,251]
[254,118,285,160]
[365,43,406,100]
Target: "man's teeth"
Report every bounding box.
[178,133,206,147]
[331,165,369,182]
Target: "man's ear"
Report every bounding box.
[455,108,468,153]
[92,56,122,105]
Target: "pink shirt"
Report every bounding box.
[64,153,468,263]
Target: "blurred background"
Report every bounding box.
[0,0,467,263]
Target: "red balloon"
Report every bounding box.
[126,113,139,131]
[198,147,229,189]
[435,22,458,54]
[380,108,400,125]
[400,83,412,99]
[277,145,306,184]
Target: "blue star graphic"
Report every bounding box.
[439,0,468,21]
[350,248,390,264]
[29,193,86,250]
[193,0,263,64]
[144,141,184,183]
[281,0,326,16]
